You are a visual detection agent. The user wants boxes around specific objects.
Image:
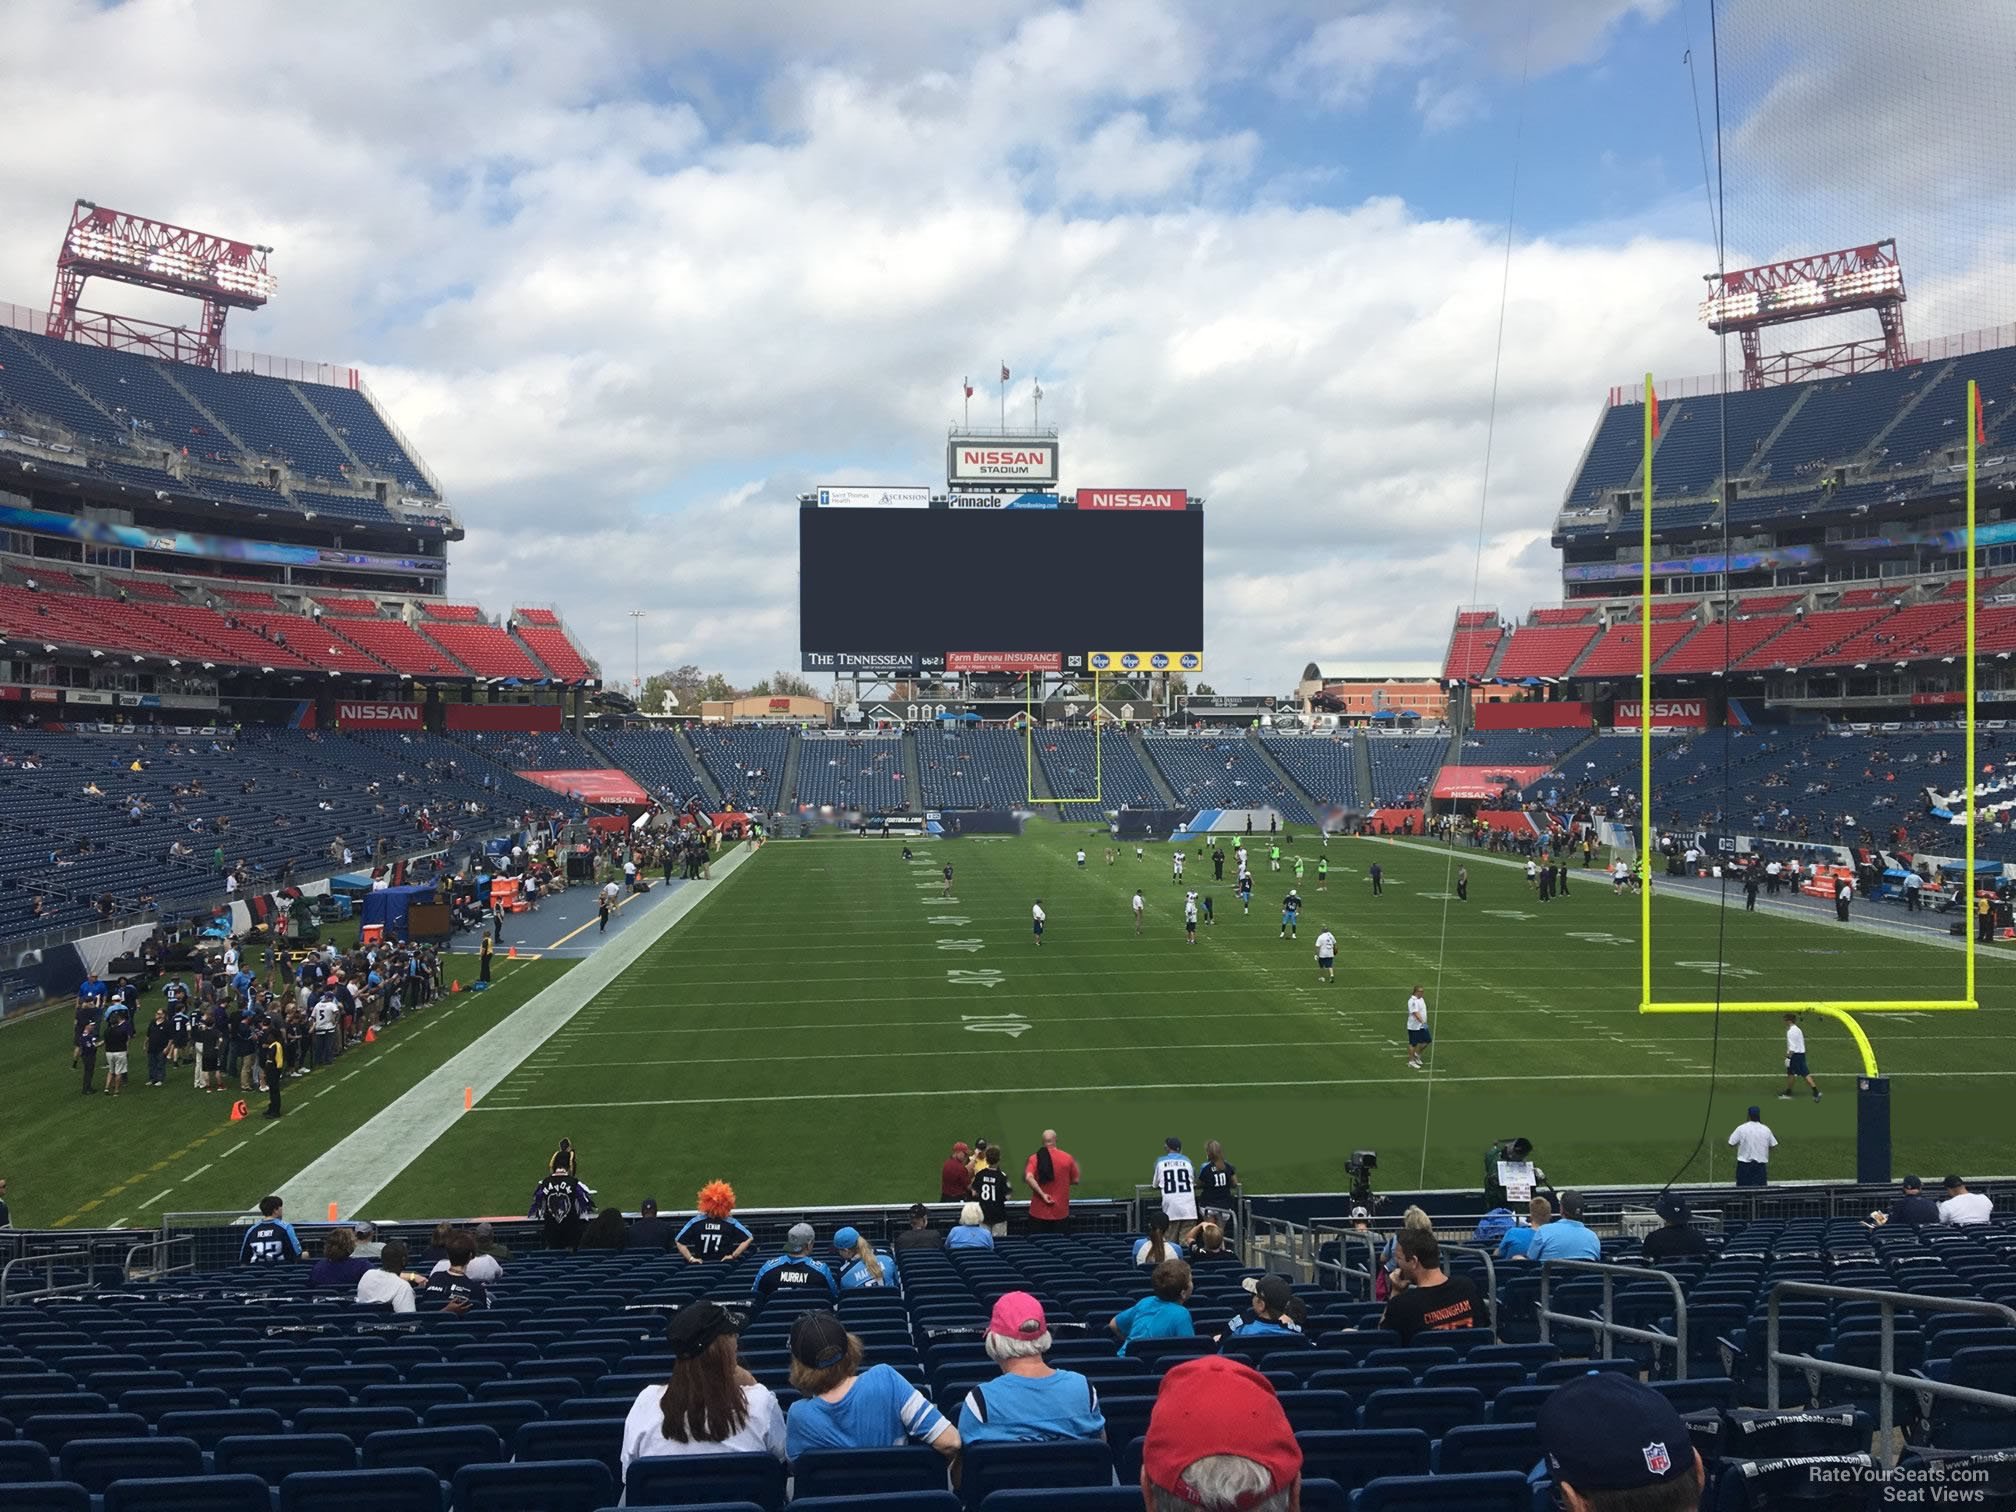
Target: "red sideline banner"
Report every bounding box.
[1075,488,1187,511]
[946,651,1063,673]
[519,769,648,805]
[1613,699,1710,727]
[1432,764,1553,800]
[334,700,425,730]
[1472,701,1591,730]
[444,703,563,733]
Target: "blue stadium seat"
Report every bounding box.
[1354,1471,1533,1512]
[790,1446,948,1500]
[958,1440,1115,1509]
[60,1436,202,1494]
[1431,1422,1542,1476]
[975,1492,1137,1511]
[1715,1455,1878,1512]
[426,1399,549,1443]
[278,1466,443,1512]
[117,1388,229,1425]
[788,1498,959,1512]
[622,1452,784,1511]
[514,1418,624,1480]
[1277,1390,1356,1432]
[1292,1430,1432,1494]
[1359,1388,1486,1437]
[0,1440,53,1479]
[102,1473,274,1512]
[214,1433,358,1484]
[19,1412,149,1455]
[1488,1385,1559,1423]
[0,1483,89,1512]
[453,1457,617,1512]
[294,1405,421,1445]
[361,1424,504,1481]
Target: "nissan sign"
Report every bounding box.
[816,485,932,509]
[1075,488,1188,511]
[337,700,425,728]
[1613,699,1710,727]
[947,437,1059,486]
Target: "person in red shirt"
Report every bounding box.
[1024,1129,1081,1231]
[939,1142,973,1202]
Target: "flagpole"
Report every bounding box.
[1033,378,1041,431]
[1000,361,1007,431]
[962,377,970,431]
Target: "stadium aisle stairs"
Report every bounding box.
[675,729,726,808]
[155,364,251,454]
[778,734,807,814]
[1129,729,1180,807]
[898,730,923,812]
[1351,731,1376,804]
[1245,732,1327,819]
[287,380,368,472]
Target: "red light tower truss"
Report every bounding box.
[1699,240,1912,390]
[47,199,276,370]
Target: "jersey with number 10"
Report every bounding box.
[1153,1152,1198,1221]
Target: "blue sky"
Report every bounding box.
[1,0,2006,691]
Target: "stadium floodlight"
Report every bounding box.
[47,198,277,370]
[1698,241,1911,390]
[1634,372,1980,1180]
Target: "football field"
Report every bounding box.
[367,828,2012,1215]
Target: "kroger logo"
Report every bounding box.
[1149,653,1170,670]
[1180,653,1201,670]
[1121,653,1142,670]
[1090,653,1112,670]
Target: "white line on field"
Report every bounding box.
[181,1163,214,1183]
[139,1188,174,1209]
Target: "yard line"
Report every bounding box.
[217,1140,250,1161]
[138,1188,174,1209]
[181,1163,214,1183]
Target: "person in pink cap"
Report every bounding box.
[1141,1355,1304,1510]
[957,1291,1107,1446]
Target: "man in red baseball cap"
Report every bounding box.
[940,1142,973,1202]
[1141,1355,1303,1510]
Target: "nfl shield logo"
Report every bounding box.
[1642,1441,1672,1476]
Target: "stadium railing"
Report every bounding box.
[1767,1283,2016,1465]
[0,1246,94,1305]
[1537,1258,1687,1376]
[122,1234,196,1283]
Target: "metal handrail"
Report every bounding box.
[0,1247,95,1305]
[1244,1215,1316,1281]
[1442,1241,1503,1337]
[123,1234,195,1282]
[1308,1225,1382,1300]
[1538,1258,1688,1374]
[1767,1281,2016,1467]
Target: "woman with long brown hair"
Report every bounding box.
[620,1301,784,1480]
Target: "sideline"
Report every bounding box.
[273,841,761,1218]
[1350,835,2007,960]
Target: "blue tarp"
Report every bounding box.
[360,884,439,942]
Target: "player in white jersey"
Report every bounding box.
[1184,892,1199,943]
[1780,1012,1819,1101]
[1131,890,1146,935]
[1314,929,1337,984]
[1406,986,1431,1069]
[1172,851,1185,883]
[1611,857,1630,894]
[1075,848,1086,868]
[1152,1137,1198,1222]
[1031,899,1046,946]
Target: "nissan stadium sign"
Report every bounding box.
[816,485,931,508]
[1086,651,1204,675]
[947,437,1060,487]
[1076,488,1189,511]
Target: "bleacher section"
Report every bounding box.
[1495,624,1599,680]
[1442,624,1502,680]
[689,727,791,813]
[914,729,1027,809]
[1455,727,1590,767]
[586,729,713,805]
[795,734,908,811]
[1365,733,1448,808]
[419,623,547,681]
[512,614,593,683]
[1142,734,1317,825]
[1573,621,1697,680]
[318,616,467,679]
[1033,729,1165,811]
[1259,733,1359,809]
[1653,614,1790,675]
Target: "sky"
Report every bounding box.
[1,0,2008,693]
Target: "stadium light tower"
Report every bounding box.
[46,199,276,370]
[1699,240,1912,390]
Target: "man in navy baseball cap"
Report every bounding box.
[1538,1371,1703,1511]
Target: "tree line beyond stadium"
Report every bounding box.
[798,507,1204,673]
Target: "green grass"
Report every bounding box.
[376,827,2013,1214]
[7,828,2007,1228]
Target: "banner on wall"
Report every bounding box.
[1613,699,1711,727]
[1472,701,1592,730]
[443,703,564,733]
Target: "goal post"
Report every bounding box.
[1633,373,1982,1031]
[1025,669,1106,807]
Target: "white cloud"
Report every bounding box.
[5,0,1982,701]
[1413,77,1486,133]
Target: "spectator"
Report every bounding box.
[472,1221,511,1272]
[1727,1107,1778,1188]
[1497,1196,1552,1260]
[1183,1221,1237,1267]
[310,1226,375,1289]
[351,1221,383,1259]
[677,1180,755,1264]
[241,1195,302,1264]
[1141,1356,1304,1511]
[959,1291,1107,1444]
[940,1141,973,1201]
[893,1203,944,1252]
[754,1222,839,1300]
[784,1310,960,1459]
[1640,1195,1710,1262]
[1220,1274,1307,1342]
[578,1207,628,1250]
[627,1197,675,1251]
[1940,1175,1993,1226]
[355,1239,423,1313]
[1024,1128,1081,1231]
[1870,1174,1940,1228]
[423,1232,490,1313]
[1134,1213,1183,1266]
[1110,1259,1196,1356]
[1537,1371,1704,1512]
[620,1301,785,1479]
[972,1144,1012,1236]
[947,1202,996,1251]
[1527,1190,1602,1262]
[530,1159,594,1249]
[1380,1230,1480,1342]
[832,1225,899,1291]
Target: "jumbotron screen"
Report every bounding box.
[798,506,1203,666]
